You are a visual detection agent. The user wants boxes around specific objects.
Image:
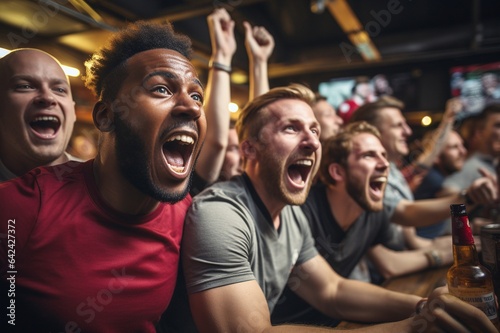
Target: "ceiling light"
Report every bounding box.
[230,71,248,85]
[0,47,81,77]
[228,102,239,113]
[421,116,432,126]
[61,65,81,77]
[311,0,327,14]
[0,48,10,57]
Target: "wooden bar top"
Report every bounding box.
[336,266,450,329]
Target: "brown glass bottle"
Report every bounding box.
[447,204,499,328]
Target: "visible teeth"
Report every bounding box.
[33,116,59,122]
[372,176,387,183]
[169,165,186,173]
[167,135,194,145]
[295,160,312,166]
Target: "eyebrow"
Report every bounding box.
[143,71,204,90]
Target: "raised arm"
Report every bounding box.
[414,97,462,168]
[243,21,274,100]
[195,8,236,183]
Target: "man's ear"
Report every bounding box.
[241,140,257,161]
[93,101,114,132]
[328,163,345,182]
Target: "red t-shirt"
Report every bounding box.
[0,160,191,332]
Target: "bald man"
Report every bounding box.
[0,49,76,181]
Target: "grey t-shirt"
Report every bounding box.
[182,173,318,312]
[443,152,496,191]
[381,162,412,251]
[384,162,414,216]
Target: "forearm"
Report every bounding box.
[416,119,453,168]
[416,97,459,168]
[329,279,420,323]
[402,227,432,249]
[194,60,231,183]
[249,58,269,101]
[368,245,430,280]
[262,320,411,332]
[391,192,464,227]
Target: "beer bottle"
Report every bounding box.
[447,204,499,327]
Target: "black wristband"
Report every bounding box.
[209,60,232,73]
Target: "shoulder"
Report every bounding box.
[191,177,252,212]
[372,207,393,229]
[186,177,256,234]
[0,161,84,195]
[387,163,405,183]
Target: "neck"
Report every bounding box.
[325,185,363,231]
[435,163,452,176]
[93,152,160,216]
[246,171,285,230]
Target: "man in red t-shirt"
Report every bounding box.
[0,21,206,332]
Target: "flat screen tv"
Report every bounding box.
[318,72,419,111]
[450,62,500,119]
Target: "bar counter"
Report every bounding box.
[336,266,450,329]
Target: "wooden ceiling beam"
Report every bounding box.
[326,0,381,62]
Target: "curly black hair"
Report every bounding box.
[84,20,192,101]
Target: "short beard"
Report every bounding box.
[440,160,461,176]
[114,116,191,203]
[345,172,381,212]
[258,147,309,206]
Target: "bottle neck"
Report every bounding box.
[451,212,480,265]
[453,244,480,266]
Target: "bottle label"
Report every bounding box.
[452,216,475,245]
[451,289,498,320]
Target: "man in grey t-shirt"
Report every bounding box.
[180,84,496,333]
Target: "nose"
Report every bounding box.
[334,112,344,125]
[33,87,57,108]
[403,122,412,137]
[301,130,321,152]
[377,155,390,170]
[171,91,203,120]
[459,144,467,156]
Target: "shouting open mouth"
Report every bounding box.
[29,115,61,139]
[369,176,387,200]
[288,159,313,189]
[162,133,196,177]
